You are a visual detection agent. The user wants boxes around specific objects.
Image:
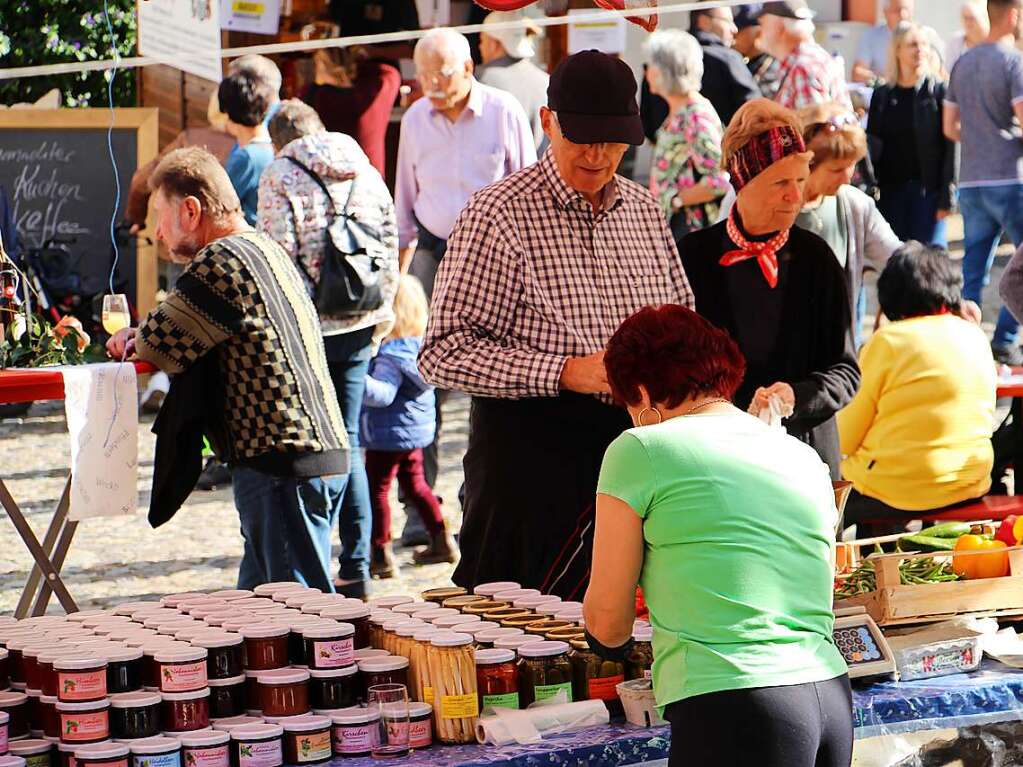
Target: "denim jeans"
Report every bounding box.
[878,180,948,248]
[325,327,375,582]
[233,466,348,592]
[959,184,1023,348]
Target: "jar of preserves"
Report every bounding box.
[317,606,369,652]
[230,723,283,767]
[104,650,143,696]
[56,741,77,767]
[178,730,230,767]
[25,690,41,737]
[191,635,242,682]
[207,676,246,719]
[474,649,518,712]
[73,742,128,767]
[329,709,379,758]
[568,640,624,716]
[38,696,58,740]
[626,626,654,682]
[1,709,9,750]
[440,596,487,612]
[460,601,509,618]
[517,641,573,707]
[472,582,521,598]
[238,628,289,672]
[280,618,320,668]
[108,692,161,740]
[355,658,408,704]
[55,699,110,744]
[473,628,523,649]
[256,669,309,718]
[242,673,261,716]
[420,588,466,605]
[407,703,432,751]
[524,620,572,638]
[0,648,9,691]
[126,737,180,767]
[425,633,477,745]
[300,624,354,671]
[154,650,207,694]
[280,715,331,766]
[9,739,52,767]
[307,668,357,711]
[0,692,29,739]
[160,688,211,733]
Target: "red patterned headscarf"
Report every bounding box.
[728,125,806,192]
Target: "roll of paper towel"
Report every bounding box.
[475,700,610,745]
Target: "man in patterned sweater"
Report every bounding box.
[107,147,349,592]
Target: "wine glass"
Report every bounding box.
[102,294,131,336]
[367,683,410,758]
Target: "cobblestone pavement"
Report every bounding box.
[0,217,1013,615]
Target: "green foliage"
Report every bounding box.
[0,313,106,369]
[0,0,137,108]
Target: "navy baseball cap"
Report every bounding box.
[547,50,645,146]
[734,4,764,29]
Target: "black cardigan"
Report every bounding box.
[678,221,860,477]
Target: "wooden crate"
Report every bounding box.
[835,538,1023,627]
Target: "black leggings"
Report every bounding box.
[664,674,853,767]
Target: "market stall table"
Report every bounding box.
[0,361,154,617]
[999,367,1023,485]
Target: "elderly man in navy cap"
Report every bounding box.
[419,50,694,599]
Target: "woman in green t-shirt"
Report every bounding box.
[583,304,852,767]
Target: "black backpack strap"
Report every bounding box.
[284,156,358,219]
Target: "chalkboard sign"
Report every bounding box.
[0,109,158,316]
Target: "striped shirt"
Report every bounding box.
[419,150,695,400]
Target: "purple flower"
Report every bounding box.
[72,41,81,50]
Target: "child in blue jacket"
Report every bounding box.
[363,275,457,577]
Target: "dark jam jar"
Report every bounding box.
[178,730,230,767]
[626,626,653,682]
[317,606,370,652]
[105,649,144,695]
[299,624,354,671]
[0,691,29,739]
[307,667,357,711]
[0,647,9,691]
[207,676,246,719]
[474,649,519,712]
[280,715,331,766]
[160,689,210,734]
[39,696,59,739]
[569,640,624,716]
[109,692,161,740]
[239,627,289,672]
[355,657,408,701]
[191,635,242,682]
[517,641,573,708]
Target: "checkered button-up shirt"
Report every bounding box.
[774,42,853,112]
[419,150,695,400]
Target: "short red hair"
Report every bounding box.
[604,305,746,409]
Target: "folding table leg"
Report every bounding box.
[0,478,78,616]
[16,476,71,618]
[33,518,78,616]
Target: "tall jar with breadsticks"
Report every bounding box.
[425,632,478,744]
[408,627,439,703]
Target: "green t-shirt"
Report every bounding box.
[597,412,848,709]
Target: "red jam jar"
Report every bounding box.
[280,715,331,766]
[0,692,29,739]
[160,689,210,733]
[21,647,49,694]
[474,648,519,711]
[230,723,283,767]
[57,741,77,767]
[73,742,128,767]
[39,696,59,740]
[54,659,107,704]
[178,729,230,767]
[0,647,9,691]
[154,649,207,694]
[408,702,433,750]
[5,636,36,687]
[55,699,110,744]
[256,670,309,718]
[191,636,242,682]
[318,606,370,651]
[109,692,161,740]
[239,628,288,672]
[140,643,186,691]
[300,624,354,671]
[25,690,42,737]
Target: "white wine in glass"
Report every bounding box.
[102,294,131,335]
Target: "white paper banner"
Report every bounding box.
[61,363,139,521]
[220,0,281,36]
[567,8,627,54]
[138,0,223,82]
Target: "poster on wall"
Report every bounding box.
[137,0,222,82]
[220,0,281,35]
[567,8,627,54]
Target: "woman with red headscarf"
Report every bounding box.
[677,98,859,478]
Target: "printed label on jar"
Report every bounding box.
[440,693,479,720]
[237,739,282,767]
[58,669,107,701]
[25,754,54,767]
[481,692,519,710]
[422,687,433,704]
[311,638,354,669]
[91,760,127,767]
[533,682,573,703]
[0,721,7,754]
[587,675,624,701]
[333,724,379,755]
[292,731,331,763]
[160,662,208,692]
[408,719,432,749]
[61,710,110,741]
[182,745,229,767]
[132,752,181,767]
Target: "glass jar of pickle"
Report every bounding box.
[441,596,487,612]
[569,640,624,716]
[461,601,509,618]
[420,588,467,605]
[474,649,518,712]
[626,625,653,681]
[517,641,573,707]
[524,620,572,638]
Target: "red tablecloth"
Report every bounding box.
[0,361,155,405]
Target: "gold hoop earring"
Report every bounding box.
[636,407,662,427]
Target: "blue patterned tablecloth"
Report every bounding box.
[338,660,1023,766]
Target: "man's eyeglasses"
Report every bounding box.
[417,65,461,85]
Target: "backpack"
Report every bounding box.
[286,156,385,317]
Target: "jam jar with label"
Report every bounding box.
[306,667,357,711]
[9,739,53,767]
[317,607,370,652]
[74,742,129,767]
[126,737,181,767]
[329,709,379,758]
[154,650,208,694]
[178,730,229,767]
[299,625,354,671]
[160,689,210,733]
[256,670,309,718]
[407,703,432,750]
[280,716,331,765]
[230,723,283,767]
[0,692,29,739]
[53,658,107,704]
[109,692,161,740]
[239,628,289,672]
[474,649,519,712]
[517,641,573,707]
[626,626,654,682]
[55,699,110,744]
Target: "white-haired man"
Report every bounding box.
[852,0,914,83]
[757,0,852,111]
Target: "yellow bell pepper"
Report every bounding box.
[952,535,1009,580]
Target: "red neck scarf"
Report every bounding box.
[719,209,789,289]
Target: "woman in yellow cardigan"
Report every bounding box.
[838,242,996,535]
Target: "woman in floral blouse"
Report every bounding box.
[646,30,731,242]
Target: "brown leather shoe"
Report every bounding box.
[412,531,459,566]
[370,543,399,579]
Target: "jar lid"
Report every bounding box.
[74,742,130,759]
[55,699,109,712]
[536,602,568,617]
[400,623,432,638]
[140,639,184,654]
[161,592,207,607]
[22,642,53,658]
[231,724,284,740]
[475,627,524,644]
[366,595,413,610]
[132,607,178,620]
[421,587,467,600]
[351,649,390,662]
[207,590,253,602]
[283,593,328,609]
[220,618,261,633]
[252,582,304,597]
[187,606,234,621]
[228,598,277,611]
[299,622,353,640]
[257,668,309,685]
[368,613,393,627]
[382,619,421,633]
[419,609,459,621]
[356,657,409,673]
[0,691,29,705]
[100,647,144,663]
[475,648,516,665]
[178,730,230,747]
[6,636,42,651]
[407,702,432,718]
[113,601,161,615]
[473,581,521,597]
[154,648,207,663]
[65,611,109,623]
[280,715,330,733]
[633,625,653,642]
[110,692,162,708]
[495,636,543,651]
[127,737,181,755]
[26,688,42,699]
[319,604,370,621]
[239,625,289,640]
[177,597,228,611]
[412,628,440,642]
[299,597,347,614]
[518,640,570,658]
[208,716,263,731]
[553,608,583,622]
[160,689,211,701]
[37,647,77,664]
[81,615,132,629]
[191,632,243,649]
[492,588,541,601]
[122,633,161,647]
[329,708,379,725]
[207,675,246,688]
[40,695,58,705]
[144,617,194,629]
[429,632,473,648]
[9,740,52,756]
[514,595,562,609]
[451,622,497,638]
[432,614,478,629]
[390,603,434,616]
[308,666,358,679]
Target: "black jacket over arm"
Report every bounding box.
[678,221,860,477]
